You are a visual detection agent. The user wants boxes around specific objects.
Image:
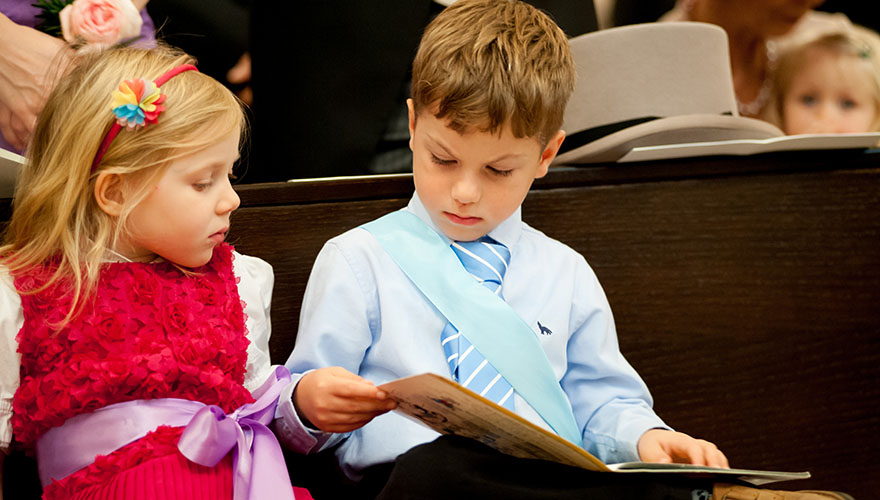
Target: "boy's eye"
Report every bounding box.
[487,165,513,177]
[430,154,455,166]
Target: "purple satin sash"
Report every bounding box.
[35,366,295,500]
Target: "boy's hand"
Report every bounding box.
[637,429,729,468]
[293,367,398,433]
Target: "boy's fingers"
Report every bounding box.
[707,448,730,469]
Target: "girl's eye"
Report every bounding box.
[840,99,857,110]
[430,154,455,166]
[193,182,212,191]
[799,94,817,106]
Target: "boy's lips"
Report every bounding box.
[444,212,482,226]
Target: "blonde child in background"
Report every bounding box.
[768,25,880,134]
[0,46,310,500]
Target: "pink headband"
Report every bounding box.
[91,64,199,171]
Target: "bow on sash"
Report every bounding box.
[178,366,295,500]
[36,366,296,500]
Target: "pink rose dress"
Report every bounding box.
[9,244,306,499]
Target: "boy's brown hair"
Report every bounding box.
[411,0,575,145]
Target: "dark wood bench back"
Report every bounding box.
[229,151,880,498]
[3,150,878,498]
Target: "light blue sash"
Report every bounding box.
[362,210,581,445]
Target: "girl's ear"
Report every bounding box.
[94,172,126,216]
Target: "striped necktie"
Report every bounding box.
[440,237,516,410]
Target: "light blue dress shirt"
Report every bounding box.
[275,193,669,479]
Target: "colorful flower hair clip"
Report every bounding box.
[111,78,166,130]
[91,64,199,171]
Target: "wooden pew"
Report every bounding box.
[229,149,880,498]
[3,149,879,498]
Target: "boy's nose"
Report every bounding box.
[451,173,481,204]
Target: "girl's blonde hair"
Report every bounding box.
[0,45,246,322]
[766,25,880,131]
[411,0,575,146]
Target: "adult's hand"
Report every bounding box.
[0,14,73,150]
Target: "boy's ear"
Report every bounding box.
[94,172,126,217]
[536,129,566,179]
[407,98,416,151]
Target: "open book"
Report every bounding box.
[617,132,880,163]
[378,373,810,486]
[1,147,24,198]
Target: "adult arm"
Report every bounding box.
[0,13,72,150]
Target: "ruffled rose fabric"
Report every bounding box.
[12,244,253,498]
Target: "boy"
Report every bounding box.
[276,1,853,499]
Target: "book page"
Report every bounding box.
[618,132,880,163]
[607,462,810,486]
[379,373,609,472]
[379,373,811,486]
[1,147,24,198]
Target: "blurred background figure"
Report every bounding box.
[766,25,880,134]
[658,0,850,121]
[147,0,250,103]
[246,0,597,182]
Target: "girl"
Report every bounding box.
[0,46,310,499]
[767,25,880,134]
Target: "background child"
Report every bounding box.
[768,25,880,134]
[276,1,852,499]
[0,46,308,499]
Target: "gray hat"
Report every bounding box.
[553,22,783,165]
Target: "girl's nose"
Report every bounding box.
[218,181,241,214]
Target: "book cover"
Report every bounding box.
[379,373,810,486]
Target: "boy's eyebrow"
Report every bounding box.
[425,134,528,164]
[425,134,455,157]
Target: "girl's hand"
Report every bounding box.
[637,429,729,468]
[293,366,398,433]
[0,15,73,150]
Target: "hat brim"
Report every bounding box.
[553,114,783,165]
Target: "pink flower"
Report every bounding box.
[59,0,142,48]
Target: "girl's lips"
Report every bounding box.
[444,212,482,226]
[209,229,227,243]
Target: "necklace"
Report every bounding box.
[737,40,777,116]
[681,0,778,116]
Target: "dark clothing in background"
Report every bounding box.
[247,1,598,183]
